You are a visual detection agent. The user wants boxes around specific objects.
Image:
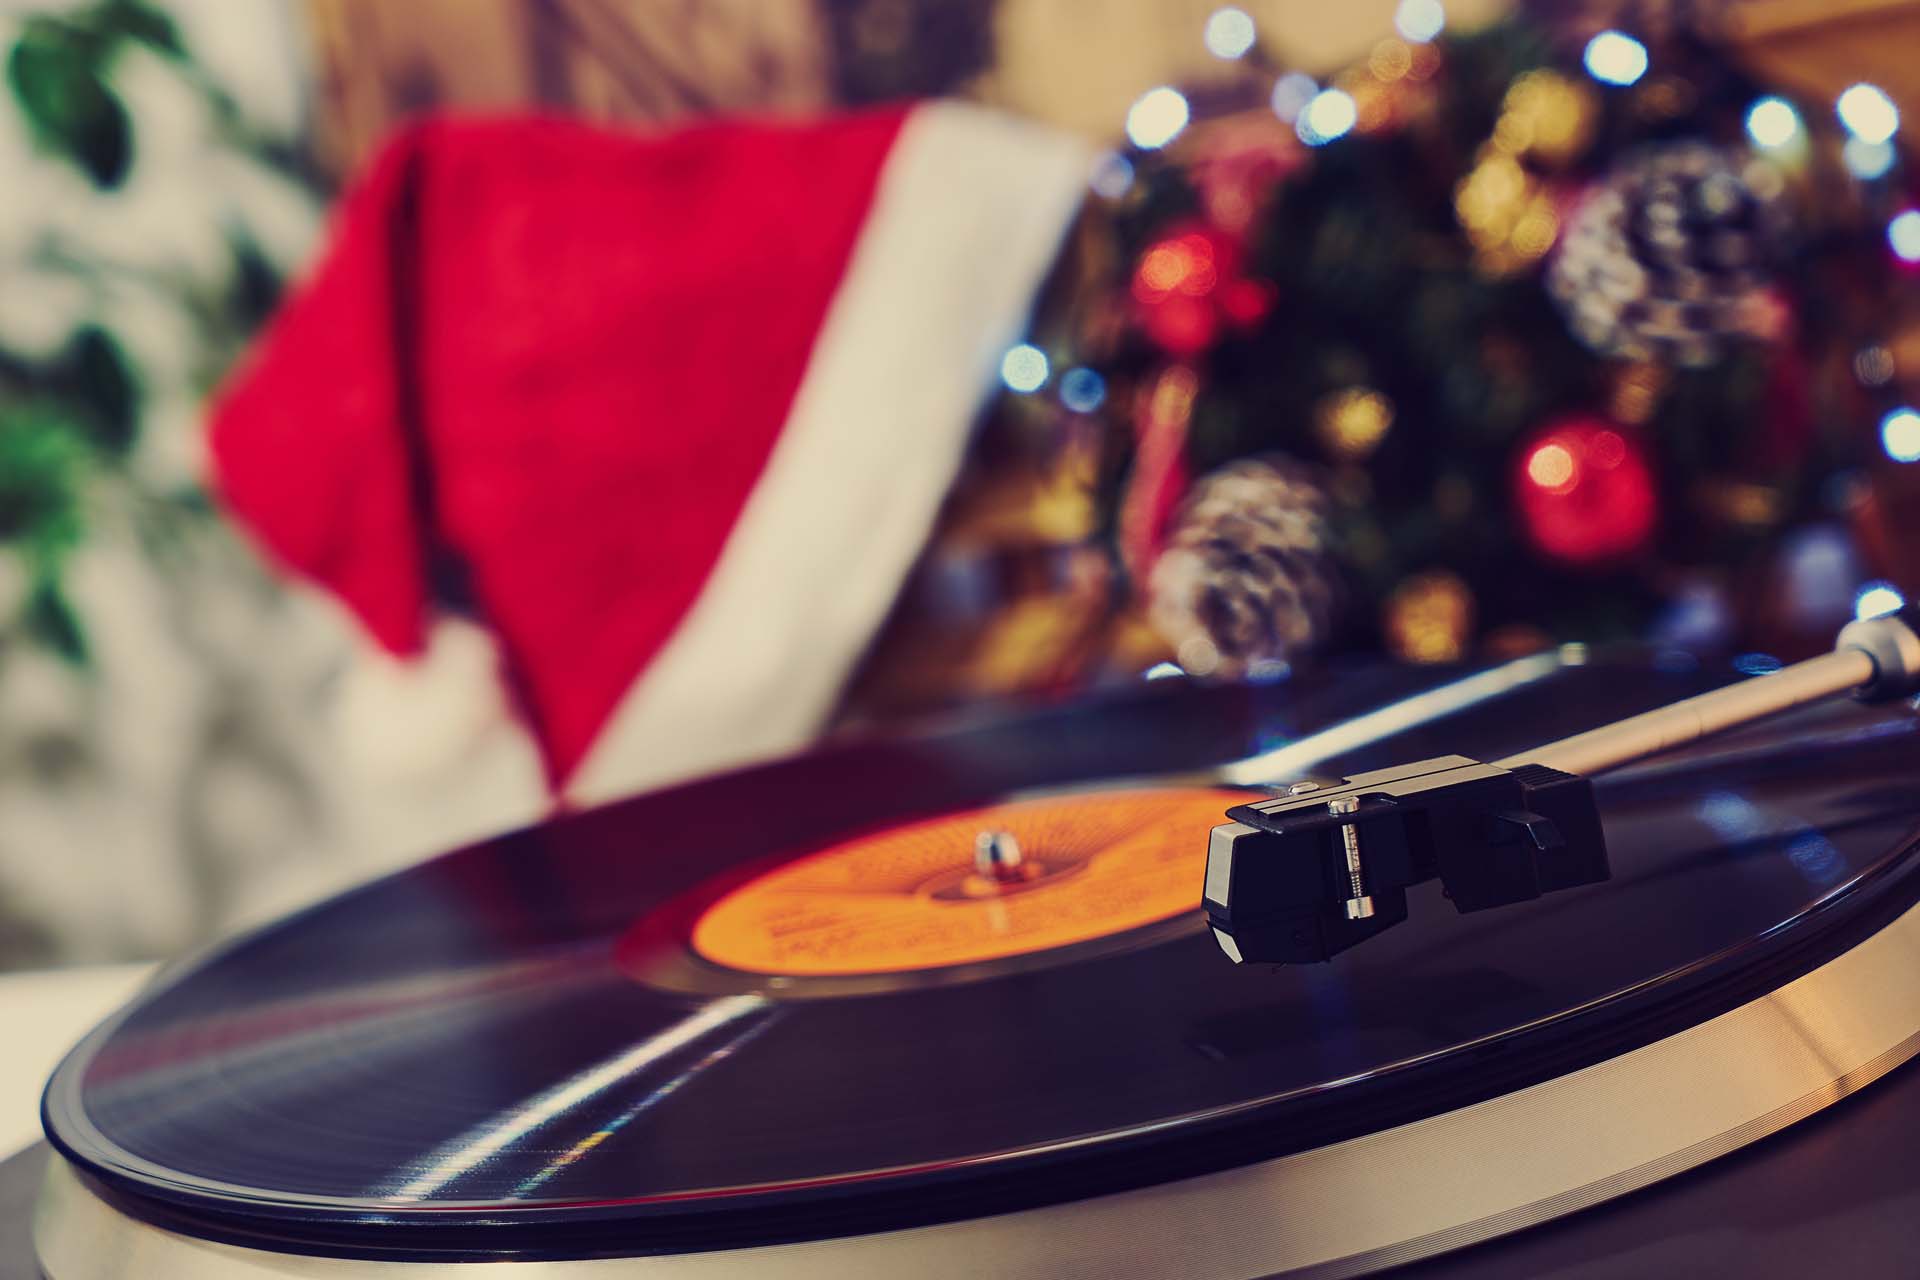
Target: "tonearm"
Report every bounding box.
[1204,605,1920,964]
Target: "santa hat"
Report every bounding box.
[210,103,1090,841]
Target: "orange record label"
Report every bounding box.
[690,787,1244,976]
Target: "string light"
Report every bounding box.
[1000,344,1050,393]
[1837,83,1899,145]
[1126,86,1190,150]
[1089,151,1134,199]
[1270,72,1318,123]
[1582,31,1647,87]
[1881,406,1920,463]
[1526,442,1575,490]
[1744,96,1800,149]
[1203,7,1257,60]
[1843,137,1895,180]
[1855,581,1905,620]
[1856,345,1896,385]
[1394,0,1446,43]
[1314,387,1394,459]
[1059,367,1107,413]
[1297,88,1357,146]
[1890,210,1920,262]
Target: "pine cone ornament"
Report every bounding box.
[1547,143,1788,367]
[1148,458,1341,675]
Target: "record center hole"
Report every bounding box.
[975,830,1026,880]
[912,831,1085,902]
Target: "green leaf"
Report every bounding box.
[5,19,132,187]
[101,0,184,57]
[21,577,88,666]
[62,327,140,455]
[227,231,285,329]
[0,407,88,556]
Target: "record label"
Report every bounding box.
[690,787,1244,975]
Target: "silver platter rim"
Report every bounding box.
[37,886,1920,1278]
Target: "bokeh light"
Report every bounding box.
[1297,89,1357,146]
[1394,0,1446,43]
[1133,232,1219,301]
[1734,653,1783,676]
[1583,31,1647,86]
[1059,367,1107,413]
[1270,72,1318,123]
[1890,210,1920,262]
[1855,581,1905,620]
[1314,387,1394,459]
[1856,345,1897,385]
[1744,96,1800,149]
[1126,87,1191,150]
[1837,83,1900,145]
[1089,151,1134,199]
[1526,443,1575,490]
[1881,407,1920,462]
[1843,137,1895,180]
[1514,422,1655,565]
[1000,343,1050,393]
[1203,7,1257,60]
[1383,570,1473,663]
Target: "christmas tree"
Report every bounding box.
[988,6,1919,682]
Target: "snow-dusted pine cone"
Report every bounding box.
[1548,143,1787,367]
[1148,457,1341,675]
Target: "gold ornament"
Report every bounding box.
[1313,386,1395,460]
[1405,41,1441,82]
[1454,149,1559,276]
[1344,76,1396,135]
[1454,70,1595,276]
[1368,38,1414,83]
[1325,38,1440,139]
[1497,71,1596,168]
[1608,361,1670,425]
[1383,570,1474,664]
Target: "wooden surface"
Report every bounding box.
[1724,0,1920,138]
[299,0,1530,173]
[304,0,831,173]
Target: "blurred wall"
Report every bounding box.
[300,0,1515,173]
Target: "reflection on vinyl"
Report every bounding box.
[37,657,1920,1270]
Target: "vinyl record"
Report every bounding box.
[38,656,1920,1272]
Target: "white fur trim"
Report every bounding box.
[565,103,1090,804]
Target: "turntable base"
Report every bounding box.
[11,1049,1920,1277]
[24,658,1920,1276]
[31,893,1920,1277]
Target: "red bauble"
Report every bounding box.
[1512,418,1658,566]
[1131,222,1261,357]
[1139,293,1219,356]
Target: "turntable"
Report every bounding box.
[18,608,1920,1277]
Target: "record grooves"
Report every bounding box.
[35,658,1920,1274]
[49,832,1920,1262]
